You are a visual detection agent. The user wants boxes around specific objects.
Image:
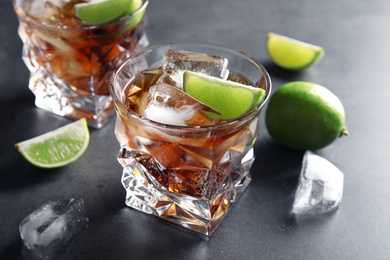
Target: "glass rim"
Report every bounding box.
[13,0,149,31]
[109,42,272,131]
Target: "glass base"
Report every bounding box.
[29,69,114,128]
[118,148,254,236]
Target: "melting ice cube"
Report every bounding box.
[142,82,220,126]
[161,50,229,88]
[27,0,65,23]
[19,198,89,259]
[292,151,344,216]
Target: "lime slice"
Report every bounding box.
[15,118,90,169]
[122,0,146,32]
[126,0,143,14]
[183,70,266,120]
[74,0,143,25]
[266,32,324,70]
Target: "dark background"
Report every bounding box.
[1,0,390,259]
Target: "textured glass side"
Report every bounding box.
[116,118,259,236]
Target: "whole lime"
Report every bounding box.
[265,81,348,150]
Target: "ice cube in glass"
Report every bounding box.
[142,81,220,126]
[161,50,229,88]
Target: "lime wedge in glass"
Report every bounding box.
[183,70,265,120]
[15,118,90,169]
[74,0,143,25]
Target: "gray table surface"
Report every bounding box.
[1,0,390,259]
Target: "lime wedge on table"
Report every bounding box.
[266,32,324,70]
[15,118,90,169]
[183,70,266,120]
[74,0,143,25]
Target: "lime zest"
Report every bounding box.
[15,118,90,169]
[183,70,265,120]
[74,0,144,25]
[266,32,324,70]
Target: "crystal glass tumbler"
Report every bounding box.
[110,43,271,235]
[13,0,149,128]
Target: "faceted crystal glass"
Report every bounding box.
[110,43,271,236]
[13,0,149,128]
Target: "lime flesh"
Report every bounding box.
[74,0,143,25]
[15,118,90,168]
[183,70,265,120]
[265,82,347,150]
[267,32,324,70]
[122,0,146,31]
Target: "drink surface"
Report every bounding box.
[125,66,253,125]
[16,0,146,95]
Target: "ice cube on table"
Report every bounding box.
[142,82,220,126]
[19,198,89,260]
[162,50,229,88]
[292,151,344,216]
